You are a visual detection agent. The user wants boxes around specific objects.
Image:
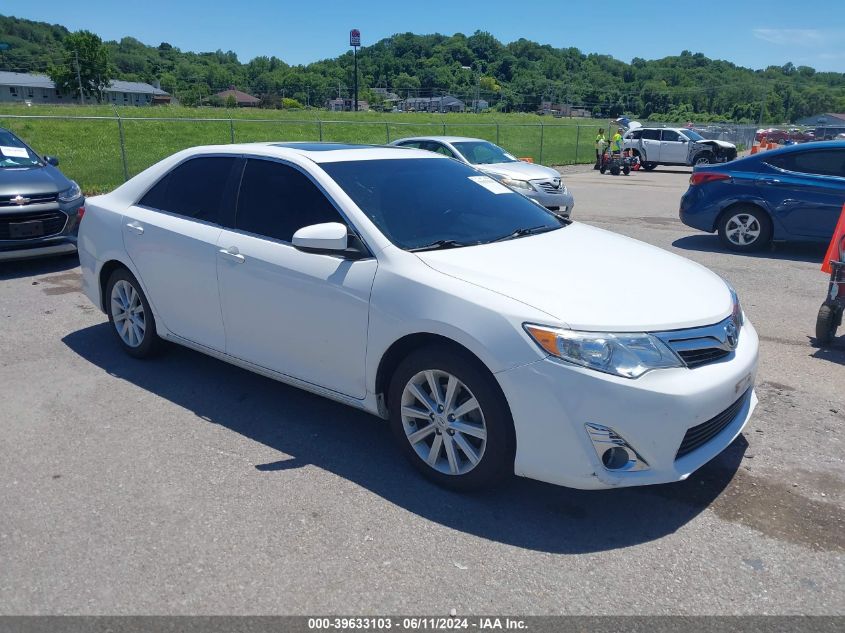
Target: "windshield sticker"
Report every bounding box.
[0,146,29,159]
[468,175,513,194]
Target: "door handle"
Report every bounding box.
[125,221,144,235]
[218,247,245,264]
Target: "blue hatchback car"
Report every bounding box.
[680,141,845,251]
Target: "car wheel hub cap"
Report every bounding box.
[400,370,487,476]
[110,280,145,348]
[726,214,761,245]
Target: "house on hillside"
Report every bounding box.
[324,97,369,111]
[0,71,170,105]
[795,113,845,127]
[400,95,465,113]
[214,87,260,107]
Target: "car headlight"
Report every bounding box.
[499,177,534,191]
[58,181,82,203]
[724,280,744,326]
[524,324,683,378]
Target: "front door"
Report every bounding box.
[659,129,689,164]
[122,156,239,351]
[216,158,377,399]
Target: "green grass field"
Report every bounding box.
[0,105,605,193]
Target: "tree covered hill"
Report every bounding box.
[1,14,843,122]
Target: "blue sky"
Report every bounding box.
[3,0,844,72]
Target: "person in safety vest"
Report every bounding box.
[594,128,607,170]
[612,127,624,155]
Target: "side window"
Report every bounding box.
[641,129,660,140]
[767,150,845,178]
[425,142,456,158]
[139,157,236,223]
[235,159,345,242]
[628,130,642,140]
[398,141,422,149]
[661,130,681,142]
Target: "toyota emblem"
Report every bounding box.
[725,321,739,349]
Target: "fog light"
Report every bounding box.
[602,447,631,470]
[585,423,650,472]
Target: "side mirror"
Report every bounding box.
[44,155,59,166]
[292,222,349,255]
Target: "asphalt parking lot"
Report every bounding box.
[1,166,843,615]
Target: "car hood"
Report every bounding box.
[0,165,71,196]
[477,161,561,181]
[416,223,732,332]
[695,139,736,149]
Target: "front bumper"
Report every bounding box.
[496,320,759,489]
[0,198,84,261]
[525,188,575,215]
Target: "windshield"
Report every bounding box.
[321,158,564,250]
[0,130,41,168]
[683,130,705,141]
[451,141,519,165]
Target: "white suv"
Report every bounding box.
[624,127,737,170]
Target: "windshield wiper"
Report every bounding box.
[490,225,558,243]
[409,239,475,252]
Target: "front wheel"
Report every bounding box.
[388,346,515,491]
[717,206,772,252]
[816,304,839,346]
[642,161,657,171]
[106,268,162,358]
[694,152,714,166]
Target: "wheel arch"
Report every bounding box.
[714,199,773,234]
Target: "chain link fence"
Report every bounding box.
[0,113,760,193]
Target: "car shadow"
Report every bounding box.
[0,252,79,280]
[63,323,747,554]
[811,341,845,365]
[672,234,827,264]
[647,168,692,175]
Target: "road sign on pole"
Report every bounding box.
[350,29,360,112]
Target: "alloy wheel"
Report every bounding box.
[110,279,146,348]
[400,370,487,476]
[725,213,761,246]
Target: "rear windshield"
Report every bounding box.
[0,130,41,168]
[321,158,564,250]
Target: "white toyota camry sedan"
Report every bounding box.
[79,142,758,491]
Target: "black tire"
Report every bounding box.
[599,165,607,174]
[815,304,838,346]
[610,164,621,176]
[105,268,162,358]
[623,164,631,175]
[642,161,657,171]
[717,205,773,252]
[694,152,714,166]
[388,346,515,491]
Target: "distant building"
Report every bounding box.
[0,71,170,105]
[400,95,465,113]
[470,99,490,111]
[214,87,260,107]
[324,97,369,112]
[537,101,591,118]
[795,113,845,127]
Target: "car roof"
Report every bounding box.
[168,142,447,164]
[756,139,845,154]
[393,136,488,144]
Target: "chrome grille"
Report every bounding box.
[676,389,750,459]
[655,316,740,370]
[0,193,59,207]
[0,210,67,240]
[536,179,564,194]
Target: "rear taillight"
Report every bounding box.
[690,172,730,186]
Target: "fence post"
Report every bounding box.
[442,122,447,135]
[496,123,500,145]
[385,122,390,143]
[113,109,129,182]
[229,115,235,143]
[539,124,544,165]
[318,119,323,141]
[575,126,580,164]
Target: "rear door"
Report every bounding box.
[122,156,239,351]
[760,148,845,238]
[640,129,661,162]
[660,129,688,164]
[216,157,377,398]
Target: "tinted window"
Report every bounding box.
[321,158,564,250]
[767,150,845,178]
[641,129,661,140]
[683,130,704,141]
[139,157,236,223]
[661,130,681,142]
[628,130,642,140]
[236,159,344,242]
[397,141,423,149]
[424,142,456,158]
[451,141,518,165]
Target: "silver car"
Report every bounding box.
[390,136,574,215]
[0,127,84,261]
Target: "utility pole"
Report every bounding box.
[74,51,84,105]
[349,29,361,112]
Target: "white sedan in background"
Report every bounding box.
[390,136,574,216]
[79,142,758,491]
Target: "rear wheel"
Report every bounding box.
[622,164,631,175]
[610,164,621,176]
[816,304,839,346]
[388,346,515,491]
[717,205,772,252]
[642,161,658,171]
[106,268,162,358]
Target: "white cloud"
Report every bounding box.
[753,28,826,46]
